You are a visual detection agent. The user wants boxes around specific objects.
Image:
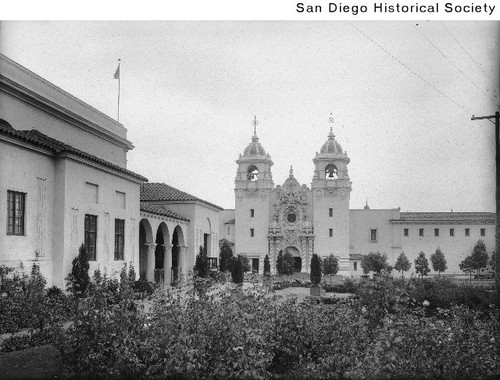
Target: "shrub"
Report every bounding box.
[263,254,271,276]
[231,256,244,284]
[219,242,234,272]
[310,253,322,285]
[282,252,295,276]
[276,251,284,275]
[66,244,90,298]
[194,246,209,278]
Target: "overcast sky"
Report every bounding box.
[1,21,498,211]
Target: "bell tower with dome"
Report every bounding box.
[311,123,352,275]
[234,117,274,266]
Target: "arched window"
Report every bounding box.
[247,165,259,181]
[325,164,338,180]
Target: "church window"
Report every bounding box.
[404,228,409,237]
[450,228,454,237]
[480,228,485,237]
[419,228,424,237]
[85,214,98,261]
[287,213,297,223]
[250,228,254,237]
[329,208,333,217]
[434,228,439,237]
[250,209,254,217]
[7,190,26,236]
[353,262,358,271]
[325,164,338,180]
[370,229,377,242]
[465,228,470,237]
[114,219,125,261]
[329,228,333,237]
[247,165,259,181]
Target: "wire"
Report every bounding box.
[349,23,473,115]
[416,24,500,108]
[440,22,500,93]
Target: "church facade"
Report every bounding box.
[221,126,495,277]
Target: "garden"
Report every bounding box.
[0,244,499,379]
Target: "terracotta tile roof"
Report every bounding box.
[0,120,148,182]
[141,182,223,210]
[392,212,495,225]
[140,203,189,221]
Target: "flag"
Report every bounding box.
[113,64,120,80]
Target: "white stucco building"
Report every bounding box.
[220,126,495,277]
[0,54,222,288]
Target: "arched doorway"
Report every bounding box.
[284,246,302,272]
[138,219,153,280]
[154,223,170,283]
[171,225,185,284]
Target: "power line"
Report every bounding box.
[350,23,472,115]
[416,24,500,108]
[440,22,500,93]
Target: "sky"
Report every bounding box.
[0,20,498,212]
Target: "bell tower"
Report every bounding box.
[311,117,352,275]
[234,117,274,261]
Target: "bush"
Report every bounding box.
[57,280,500,380]
[310,253,322,285]
[66,244,90,298]
[231,256,244,284]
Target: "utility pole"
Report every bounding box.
[471,111,499,300]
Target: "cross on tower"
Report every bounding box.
[252,116,259,134]
[328,113,334,124]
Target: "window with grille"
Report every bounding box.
[480,228,485,237]
[7,191,26,236]
[329,208,333,217]
[419,228,424,237]
[465,228,470,237]
[84,214,97,261]
[114,219,125,260]
[370,229,377,242]
[250,228,254,237]
[434,228,439,237]
[329,228,333,237]
[450,228,454,237]
[404,228,409,237]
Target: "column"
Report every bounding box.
[163,244,172,288]
[146,243,156,282]
[180,245,188,283]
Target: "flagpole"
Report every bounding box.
[117,59,121,122]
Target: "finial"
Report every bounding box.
[364,200,370,210]
[252,116,258,135]
[289,165,294,177]
[328,113,334,124]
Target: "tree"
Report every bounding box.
[231,256,244,284]
[310,253,322,285]
[237,254,250,272]
[276,251,284,275]
[194,246,209,278]
[361,251,389,275]
[469,240,489,276]
[66,244,90,298]
[322,254,339,283]
[282,252,295,276]
[219,243,233,272]
[263,254,271,276]
[459,256,475,284]
[414,251,430,279]
[394,252,411,278]
[430,247,447,276]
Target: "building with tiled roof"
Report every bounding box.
[224,126,495,277]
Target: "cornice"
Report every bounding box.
[0,77,134,151]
